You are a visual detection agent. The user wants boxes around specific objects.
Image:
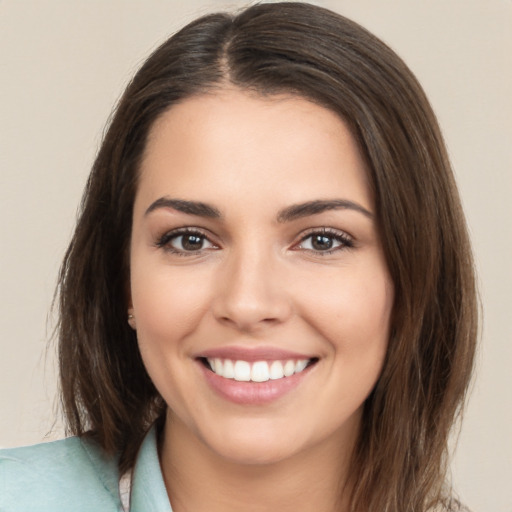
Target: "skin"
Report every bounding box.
[129,88,394,512]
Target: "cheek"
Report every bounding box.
[299,262,393,356]
[129,263,212,411]
[130,260,213,344]
[346,275,393,344]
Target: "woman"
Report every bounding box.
[0,2,477,511]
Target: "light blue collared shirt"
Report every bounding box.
[0,426,172,511]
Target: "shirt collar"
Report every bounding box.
[130,426,173,512]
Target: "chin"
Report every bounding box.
[198,415,323,467]
[209,436,300,466]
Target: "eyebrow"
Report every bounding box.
[145,198,222,218]
[276,199,373,222]
[144,197,373,221]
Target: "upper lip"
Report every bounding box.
[196,346,316,362]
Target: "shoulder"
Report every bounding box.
[0,435,122,511]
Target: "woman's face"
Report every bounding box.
[129,89,394,466]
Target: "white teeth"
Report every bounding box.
[233,360,251,381]
[295,360,308,373]
[223,359,235,379]
[251,361,270,382]
[269,360,284,380]
[206,357,311,382]
[283,360,295,377]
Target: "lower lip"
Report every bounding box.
[198,361,313,405]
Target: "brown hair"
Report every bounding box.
[57,3,477,510]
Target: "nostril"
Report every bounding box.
[211,277,293,331]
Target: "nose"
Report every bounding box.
[211,248,292,332]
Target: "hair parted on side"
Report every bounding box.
[56,3,477,511]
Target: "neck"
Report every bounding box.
[159,412,358,512]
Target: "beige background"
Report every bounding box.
[1,1,511,510]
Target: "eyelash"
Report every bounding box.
[155,228,215,256]
[155,227,354,256]
[295,228,354,255]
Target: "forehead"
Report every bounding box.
[136,88,373,215]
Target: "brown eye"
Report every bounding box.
[178,234,206,251]
[311,234,334,251]
[296,229,353,254]
[156,229,217,254]
[170,233,214,252]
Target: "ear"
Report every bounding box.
[126,276,136,330]
[127,306,136,330]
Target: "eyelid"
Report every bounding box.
[154,225,354,257]
[155,226,219,254]
[292,227,354,254]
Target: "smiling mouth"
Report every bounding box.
[199,357,318,383]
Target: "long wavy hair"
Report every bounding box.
[57,3,477,511]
